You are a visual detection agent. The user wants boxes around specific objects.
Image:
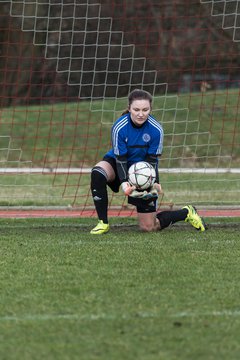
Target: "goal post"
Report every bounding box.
[0,0,239,214]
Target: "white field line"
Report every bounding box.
[1,310,240,322]
[0,168,239,174]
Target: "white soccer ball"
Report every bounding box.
[128,161,156,190]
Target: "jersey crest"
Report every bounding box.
[142,133,151,142]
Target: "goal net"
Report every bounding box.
[0,0,239,215]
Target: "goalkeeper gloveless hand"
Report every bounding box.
[149,183,163,196]
[121,181,136,196]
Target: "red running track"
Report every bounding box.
[0,209,239,218]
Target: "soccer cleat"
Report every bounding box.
[182,205,207,232]
[90,220,110,235]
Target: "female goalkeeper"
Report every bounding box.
[90,89,206,234]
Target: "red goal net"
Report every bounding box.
[0,0,239,215]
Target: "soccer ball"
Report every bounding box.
[128,161,156,190]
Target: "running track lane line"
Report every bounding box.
[0,209,239,218]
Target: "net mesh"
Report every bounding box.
[0,0,239,213]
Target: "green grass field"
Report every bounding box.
[1,217,240,360]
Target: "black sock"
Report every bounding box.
[91,166,109,224]
[156,209,188,230]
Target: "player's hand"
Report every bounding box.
[149,182,163,196]
[130,190,158,200]
[121,181,136,196]
[138,183,163,200]
[129,189,148,198]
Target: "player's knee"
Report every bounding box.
[91,166,107,187]
[139,222,155,232]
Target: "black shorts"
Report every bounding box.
[103,156,157,214]
[128,196,157,214]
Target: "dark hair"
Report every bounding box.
[121,89,153,115]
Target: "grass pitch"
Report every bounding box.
[0,217,240,360]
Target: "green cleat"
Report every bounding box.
[182,205,207,232]
[90,220,110,235]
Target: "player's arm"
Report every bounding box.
[112,120,148,197]
[145,154,159,183]
[145,154,163,196]
[146,121,164,194]
[115,154,136,196]
[111,125,129,184]
[111,121,135,196]
[115,154,128,183]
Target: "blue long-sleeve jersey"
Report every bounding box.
[105,112,164,168]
